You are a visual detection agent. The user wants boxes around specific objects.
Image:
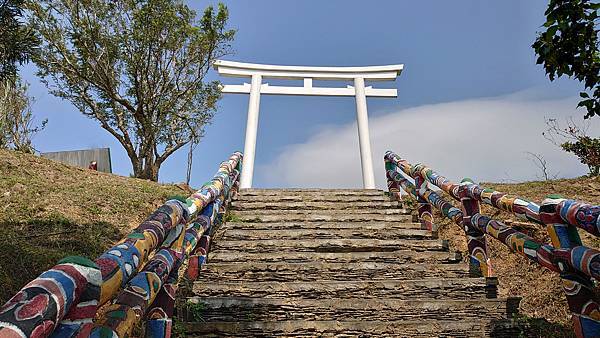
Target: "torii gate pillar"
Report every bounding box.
[353,77,375,189]
[241,74,262,189]
[214,60,404,189]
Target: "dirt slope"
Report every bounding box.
[0,148,597,337]
[0,149,183,303]
[434,176,600,337]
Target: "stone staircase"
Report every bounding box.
[178,189,520,337]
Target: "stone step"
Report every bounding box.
[210,238,448,253]
[233,211,412,223]
[177,185,521,337]
[200,262,468,282]
[180,319,518,337]
[234,209,409,216]
[230,200,400,210]
[213,228,434,241]
[208,250,462,264]
[235,194,391,203]
[179,297,520,323]
[192,278,498,300]
[220,221,423,231]
[239,189,385,196]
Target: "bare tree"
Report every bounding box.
[0,78,46,153]
[525,152,559,181]
[543,117,591,145]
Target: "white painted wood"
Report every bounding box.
[221,83,397,97]
[240,74,262,189]
[214,60,404,81]
[215,60,403,188]
[354,77,376,189]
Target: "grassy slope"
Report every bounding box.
[434,176,600,337]
[0,149,183,303]
[1,148,598,336]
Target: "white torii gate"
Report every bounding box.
[214,60,404,189]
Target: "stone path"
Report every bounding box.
[178,189,519,337]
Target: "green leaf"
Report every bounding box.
[546,25,559,37]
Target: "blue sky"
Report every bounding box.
[21,0,593,188]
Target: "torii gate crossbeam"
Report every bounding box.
[214,60,404,189]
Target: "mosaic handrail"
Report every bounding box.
[384,151,600,338]
[141,177,238,338]
[92,164,240,337]
[392,152,600,238]
[0,151,242,338]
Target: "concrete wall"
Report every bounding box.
[41,148,112,173]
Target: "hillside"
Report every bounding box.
[0,149,184,303]
[0,149,598,337]
[435,176,600,337]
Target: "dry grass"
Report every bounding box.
[0,149,185,304]
[433,176,600,337]
[2,147,598,337]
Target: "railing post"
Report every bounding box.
[540,195,600,338]
[459,178,491,277]
[385,160,402,202]
[414,174,434,234]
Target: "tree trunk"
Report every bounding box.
[186,138,196,185]
[136,162,159,181]
[130,155,160,181]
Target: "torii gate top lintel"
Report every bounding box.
[214,60,404,81]
[214,59,404,189]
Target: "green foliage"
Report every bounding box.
[0,77,46,153]
[185,301,206,322]
[401,195,416,209]
[532,0,600,118]
[26,0,235,180]
[561,136,600,176]
[223,211,242,223]
[171,318,186,338]
[0,0,38,81]
[544,117,600,176]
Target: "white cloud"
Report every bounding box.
[258,89,599,188]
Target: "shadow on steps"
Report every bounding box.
[489,315,575,338]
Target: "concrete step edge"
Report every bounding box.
[213,228,435,240]
[208,250,462,264]
[210,238,449,253]
[232,209,411,215]
[179,319,521,336]
[220,221,423,230]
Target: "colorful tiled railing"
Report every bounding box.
[385,151,599,338]
[0,151,242,338]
